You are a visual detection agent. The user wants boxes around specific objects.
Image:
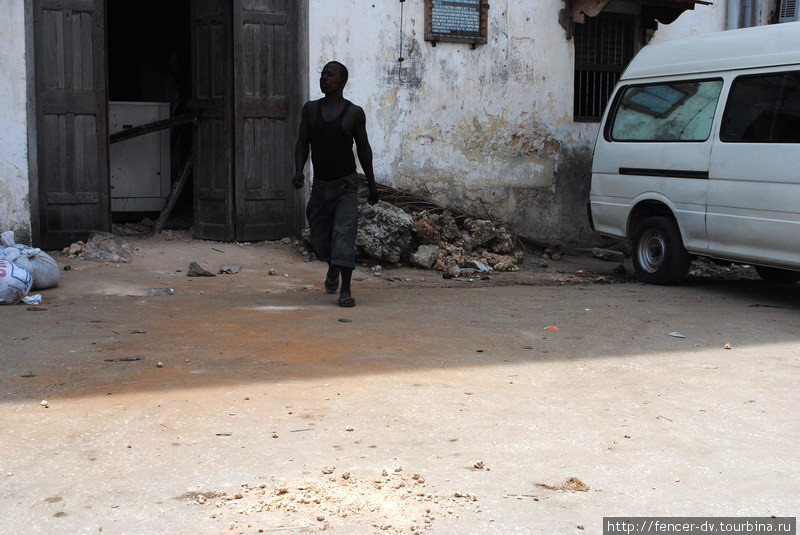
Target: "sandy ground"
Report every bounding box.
[1,233,798,535]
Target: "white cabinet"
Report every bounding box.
[108,102,170,212]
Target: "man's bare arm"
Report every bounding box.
[353,106,379,204]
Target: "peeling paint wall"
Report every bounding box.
[308,0,726,244]
[0,0,31,243]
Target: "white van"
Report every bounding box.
[589,22,800,284]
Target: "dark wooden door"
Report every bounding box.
[233,0,303,241]
[192,0,235,241]
[33,0,110,249]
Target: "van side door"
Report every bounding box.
[708,69,800,267]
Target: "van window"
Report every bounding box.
[609,80,723,142]
[721,71,800,143]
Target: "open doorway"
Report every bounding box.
[31,0,305,248]
[106,0,193,232]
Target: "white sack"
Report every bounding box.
[0,231,60,289]
[13,248,60,290]
[0,260,33,305]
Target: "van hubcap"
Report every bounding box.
[638,229,666,273]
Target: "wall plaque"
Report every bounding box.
[425,0,488,45]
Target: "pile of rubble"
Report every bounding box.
[189,467,478,534]
[311,199,522,273]
[409,211,523,272]
[61,231,134,263]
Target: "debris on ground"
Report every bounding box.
[591,248,626,263]
[268,269,279,276]
[419,213,524,273]
[688,257,758,280]
[410,244,440,269]
[293,182,525,273]
[191,469,474,534]
[63,232,133,263]
[112,218,154,236]
[723,343,733,350]
[356,201,414,264]
[218,264,241,275]
[188,262,215,277]
[667,332,686,339]
[148,288,175,296]
[535,477,590,492]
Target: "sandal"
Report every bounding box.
[324,275,339,294]
[337,296,356,307]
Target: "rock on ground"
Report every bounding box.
[357,201,413,264]
[411,244,440,269]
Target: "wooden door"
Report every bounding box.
[233,0,303,241]
[33,0,110,249]
[192,0,235,241]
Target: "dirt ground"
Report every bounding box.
[1,233,798,535]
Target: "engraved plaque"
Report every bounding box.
[425,0,488,45]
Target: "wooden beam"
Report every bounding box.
[110,114,197,144]
[153,152,193,236]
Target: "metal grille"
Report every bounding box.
[573,13,635,122]
[780,0,798,20]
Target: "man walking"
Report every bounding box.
[292,61,379,307]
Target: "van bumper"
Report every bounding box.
[587,201,596,231]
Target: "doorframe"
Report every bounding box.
[294,0,310,235]
[24,0,309,245]
[24,0,40,246]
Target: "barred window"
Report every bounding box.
[573,13,635,122]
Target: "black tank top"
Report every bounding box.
[310,99,357,181]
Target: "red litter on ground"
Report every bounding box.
[545,326,559,331]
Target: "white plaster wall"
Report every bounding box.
[307,0,726,242]
[651,1,727,43]
[0,0,31,243]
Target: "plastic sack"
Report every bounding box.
[0,231,15,247]
[13,247,60,290]
[0,246,21,263]
[1,231,60,289]
[0,260,33,305]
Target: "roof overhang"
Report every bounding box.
[570,0,712,25]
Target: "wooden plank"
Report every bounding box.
[153,153,193,235]
[241,12,286,25]
[110,114,197,144]
[45,192,100,204]
[241,97,287,118]
[40,0,95,12]
[41,90,96,113]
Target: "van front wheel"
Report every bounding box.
[754,265,800,283]
[632,216,690,285]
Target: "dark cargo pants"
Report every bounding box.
[306,174,359,269]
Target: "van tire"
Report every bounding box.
[631,216,690,285]
[754,265,800,283]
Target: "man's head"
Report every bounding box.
[320,61,348,95]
